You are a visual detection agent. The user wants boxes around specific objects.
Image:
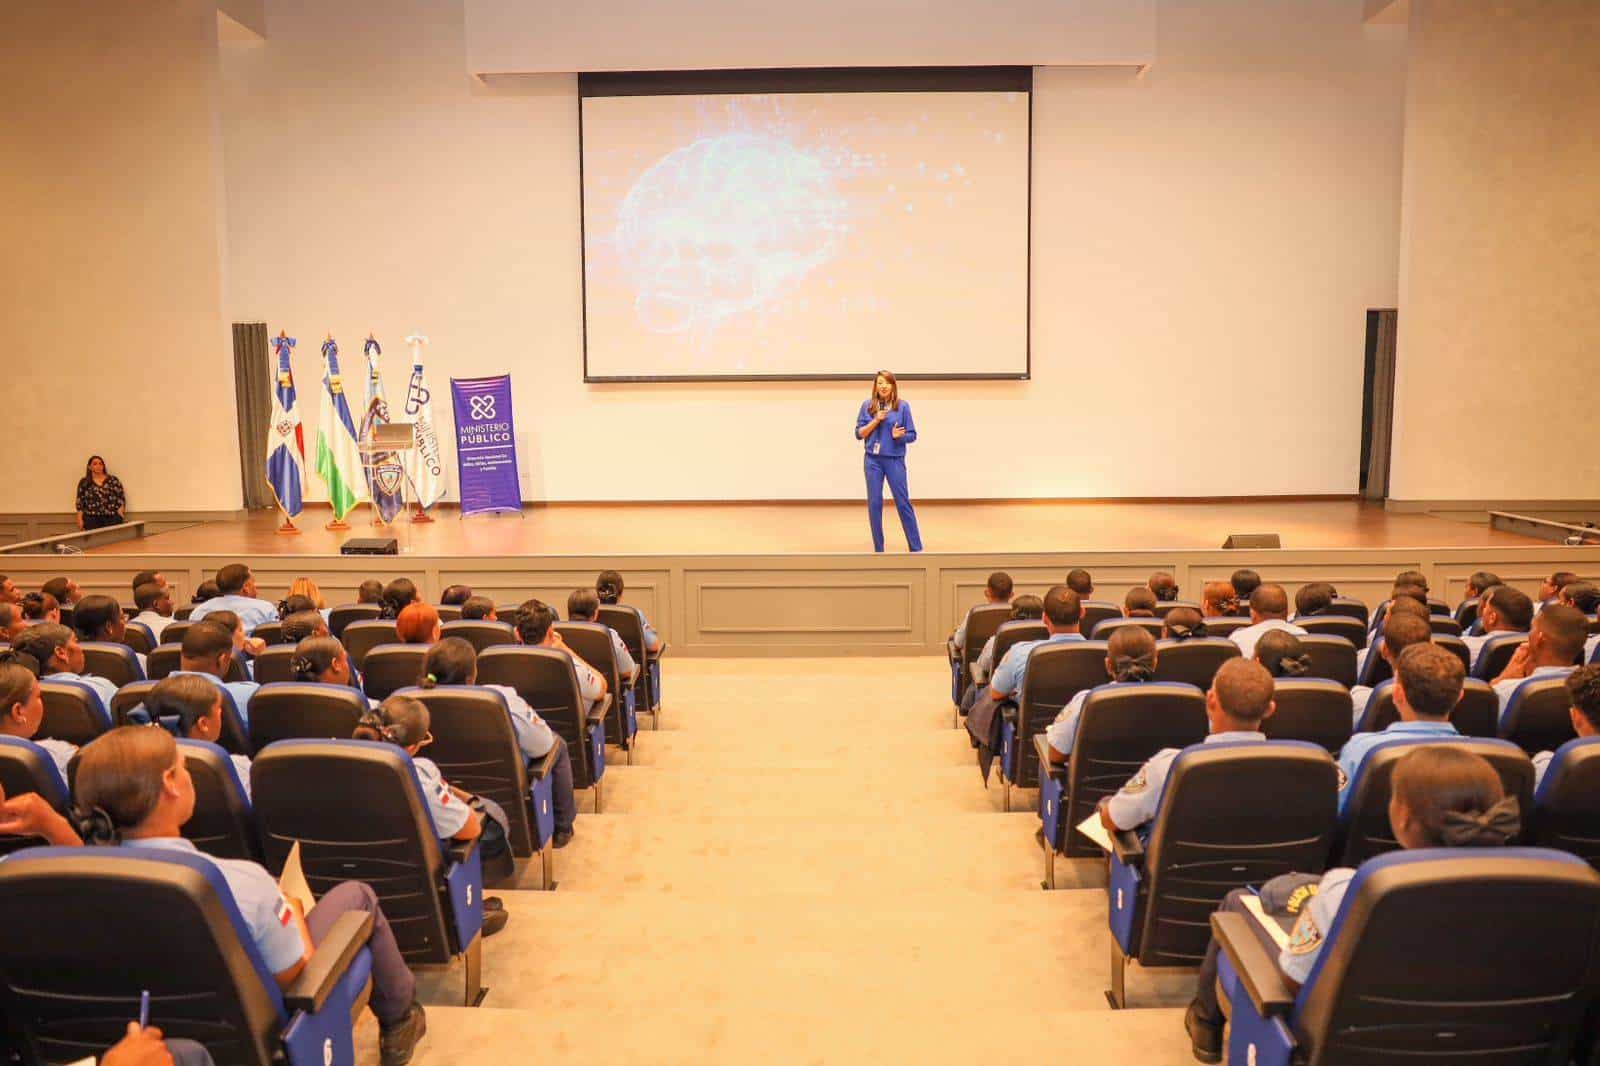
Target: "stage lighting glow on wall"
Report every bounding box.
[579,68,1032,382]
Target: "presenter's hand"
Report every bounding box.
[892,425,907,440]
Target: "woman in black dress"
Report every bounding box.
[75,455,126,530]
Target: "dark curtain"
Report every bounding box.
[233,322,271,510]
[1361,309,1398,500]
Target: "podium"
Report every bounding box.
[360,422,417,552]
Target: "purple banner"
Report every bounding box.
[449,374,522,516]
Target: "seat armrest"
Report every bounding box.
[445,836,482,868]
[587,695,610,727]
[1212,911,1295,1015]
[527,745,559,781]
[282,909,374,1013]
[1033,734,1066,780]
[1110,828,1145,867]
[650,643,668,660]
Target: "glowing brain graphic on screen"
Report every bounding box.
[614,132,845,335]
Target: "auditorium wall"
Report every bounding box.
[5,0,1408,510]
[1388,0,1600,506]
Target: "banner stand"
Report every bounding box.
[450,374,525,519]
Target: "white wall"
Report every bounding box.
[0,1,243,513]
[218,0,1405,503]
[1389,0,1600,503]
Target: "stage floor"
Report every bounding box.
[90,499,1539,557]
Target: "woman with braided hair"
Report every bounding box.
[1042,625,1160,764]
[1183,745,1519,1062]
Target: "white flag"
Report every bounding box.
[403,332,446,509]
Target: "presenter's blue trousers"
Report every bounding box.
[865,454,922,552]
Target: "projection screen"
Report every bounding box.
[579,69,1031,381]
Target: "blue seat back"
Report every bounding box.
[1151,637,1239,691]
[0,736,70,856]
[1262,678,1352,753]
[404,684,538,857]
[1500,674,1577,755]
[1472,632,1528,680]
[178,738,261,862]
[1535,737,1600,871]
[38,679,112,747]
[1299,635,1358,687]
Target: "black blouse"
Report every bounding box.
[76,475,126,516]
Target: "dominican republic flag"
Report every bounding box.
[265,333,306,518]
[402,333,446,510]
[358,337,407,524]
[314,337,369,521]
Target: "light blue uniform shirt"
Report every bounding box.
[415,755,470,839]
[1533,749,1555,791]
[122,837,303,974]
[989,632,1086,700]
[485,683,556,760]
[1044,680,1154,757]
[34,737,77,783]
[1349,684,1375,728]
[1279,867,1355,984]
[170,669,260,725]
[1494,665,1574,721]
[47,671,118,710]
[1336,720,1460,812]
[1104,731,1268,831]
[189,594,280,635]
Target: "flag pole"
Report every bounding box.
[322,332,353,531]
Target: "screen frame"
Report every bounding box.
[577,66,1033,383]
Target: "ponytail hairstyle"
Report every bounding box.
[278,594,317,620]
[1009,594,1044,621]
[595,570,625,605]
[1123,587,1157,617]
[71,726,179,846]
[378,578,418,621]
[1256,629,1312,678]
[1202,581,1238,617]
[191,580,221,605]
[420,637,477,688]
[1162,606,1207,642]
[353,693,431,749]
[145,673,223,738]
[1390,746,1519,847]
[290,636,347,683]
[1105,625,1157,683]
[21,591,59,622]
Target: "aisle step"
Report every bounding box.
[597,763,1031,817]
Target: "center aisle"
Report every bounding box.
[404,658,1196,1063]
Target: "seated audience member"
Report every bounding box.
[204,609,267,668]
[1292,582,1337,619]
[1561,582,1600,662]
[968,594,1044,693]
[1348,610,1433,726]
[42,576,83,609]
[150,673,253,798]
[596,569,662,653]
[188,564,277,634]
[419,637,577,845]
[1456,570,1502,620]
[288,576,327,611]
[1536,570,1581,615]
[280,609,330,644]
[1355,596,1429,676]
[1065,568,1095,600]
[1394,569,1430,597]
[378,578,419,621]
[357,579,384,605]
[0,726,429,1064]
[396,603,442,645]
[1372,580,1429,632]
[1228,570,1261,609]
[1148,572,1179,603]
[988,587,1086,703]
[1162,606,1207,641]
[1532,665,1600,788]
[176,621,260,717]
[1098,658,1275,835]
[131,581,174,641]
[131,569,168,596]
[1489,603,1586,717]
[513,599,608,712]
[950,571,1014,655]
[1045,626,1159,762]
[0,574,19,604]
[72,594,144,670]
[567,588,639,683]
[277,594,318,620]
[190,579,221,605]
[0,603,28,644]
[1336,643,1464,810]
[289,636,361,696]
[22,592,60,625]
[354,695,512,928]
[1182,745,1517,1061]
[440,584,473,607]
[1461,584,1534,668]
[0,650,74,779]
[1124,587,1158,618]
[460,595,498,622]
[1229,584,1307,660]
[1255,629,1312,679]
[1200,581,1238,619]
[13,623,118,707]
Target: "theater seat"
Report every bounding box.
[339,620,399,671]
[597,604,666,725]
[252,739,487,1005]
[1199,616,1250,640]
[178,738,262,862]
[122,621,155,655]
[1151,600,1202,619]
[247,682,370,751]
[1151,637,1239,690]
[1299,634,1358,688]
[251,645,299,684]
[1262,679,1352,753]
[1324,596,1369,625]
[1534,737,1600,871]
[1076,601,1122,641]
[996,642,1107,810]
[440,619,518,655]
[478,646,609,809]
[1500,675,1578,755]
[161,620,192,647]
[1216,848,1600,1066]
[79,641,144,687]
[949,602,1012,712]
[1358,677,1498,738]
[557,619,636,757]
[436,604,464,622]
[253,621,286,646]
[327,602,381,639]
[110,679,252,755]
[1354,634,1469,690]
[1105,740,1338,1008]
[360,644,428,701]
[1428,615,1463,637]
[0,846,376,1065]
[1090,617,1164,641]
[1296,615,1367,649]
[1472,632,1528,680]
[0,736,70,856]
[38,679,112,747]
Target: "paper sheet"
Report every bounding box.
[1241,894,1291,951]
[277,840,316,915]
[1075,813,1113,852]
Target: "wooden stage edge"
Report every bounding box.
[7,500,1597,657]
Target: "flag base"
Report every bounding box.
[325,519,351,531]
[410,508,435,524]
[275,517,302,536]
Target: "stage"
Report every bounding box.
[7,499,1593,657]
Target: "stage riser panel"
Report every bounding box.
[7,547,1600,657]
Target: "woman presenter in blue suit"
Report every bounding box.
[856,370,923,553]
